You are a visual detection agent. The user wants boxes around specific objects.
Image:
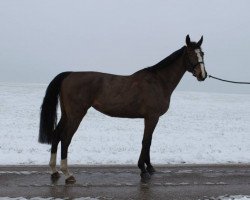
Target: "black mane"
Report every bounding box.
[144,46,186,72]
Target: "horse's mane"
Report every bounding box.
[143,46,186,72]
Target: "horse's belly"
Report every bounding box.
[92,99,144,118]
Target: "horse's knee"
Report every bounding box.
[142,139,151,149]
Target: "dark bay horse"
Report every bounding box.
[39,35,207,183]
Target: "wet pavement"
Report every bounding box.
[1,165,250,199]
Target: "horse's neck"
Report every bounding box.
[155,55,187,96]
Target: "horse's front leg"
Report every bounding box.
[138,117,159,180]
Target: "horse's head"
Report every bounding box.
[185,35,207,81]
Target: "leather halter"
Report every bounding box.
[185,47,204,75]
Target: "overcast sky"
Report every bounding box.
[0,0,250,94]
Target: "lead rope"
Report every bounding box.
[208,74,250,84]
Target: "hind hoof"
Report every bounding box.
[146,166,156,175]
[140,171,151,180]
[65,175,76,184]
[51,171,60,180]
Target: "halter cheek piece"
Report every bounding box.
[191,62,204,74]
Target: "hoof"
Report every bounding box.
[51,171,60,181]
[65,175,76,184]
[140,171,151,180]
[146,166,156,175]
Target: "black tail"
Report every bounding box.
[38,72,71,144]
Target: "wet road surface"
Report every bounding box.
[1,165,250,199]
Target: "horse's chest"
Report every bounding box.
[156,98,170,116]
[160,101,170,115]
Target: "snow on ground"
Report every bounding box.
[0,83,250,165]
[212,195,250,200]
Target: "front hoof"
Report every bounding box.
[140,171,151,180]
[65,175,76,184]
[146,166,156,175]
[51,171,60,181]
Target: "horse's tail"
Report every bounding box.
[38,72,71,144]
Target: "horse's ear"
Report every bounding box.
[186,35,191,46]
[196,36,203,47]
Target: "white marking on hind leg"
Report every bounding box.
[49,153,58,174]
[60,159,72,179]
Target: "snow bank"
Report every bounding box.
[0,83,250,165]
[213,195,250,200]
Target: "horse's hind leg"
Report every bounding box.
[49,119,64,180]
[60,110,88,184]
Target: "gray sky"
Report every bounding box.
[0,0,250,94]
